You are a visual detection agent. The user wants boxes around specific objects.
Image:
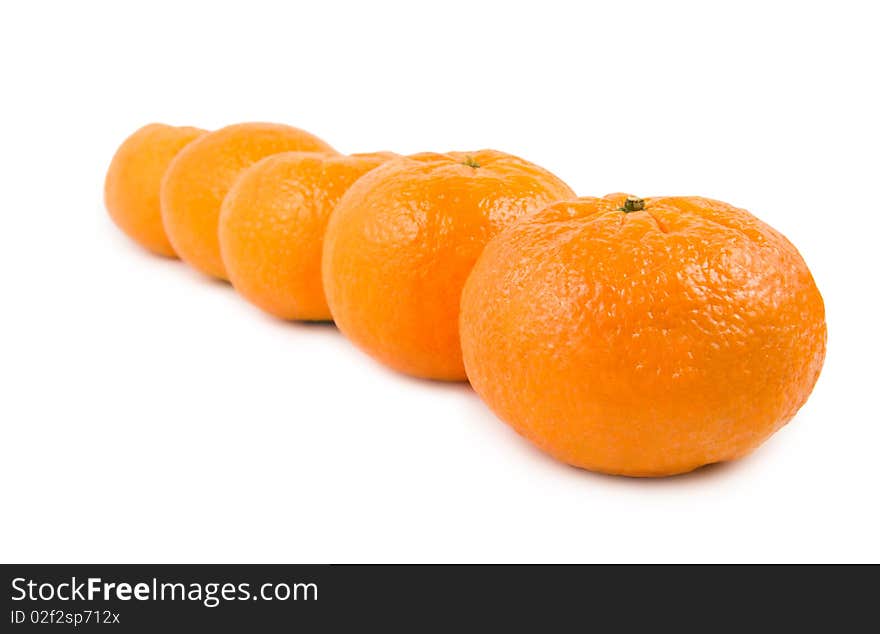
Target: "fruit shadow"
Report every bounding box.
[458,386,757,487]
[342,356,757,485]
[135,244,757,486]
[180,264,339,329]
[250,307,338,332]
[357,356,482,394]
[177,264,234,288]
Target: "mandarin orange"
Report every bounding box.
[160,122,335,279]
[460,194,827,476]
[322,150,574,380]
[219,151,396,320]
[104,123,206,256]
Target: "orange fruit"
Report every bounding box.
[219,151,397,321]
[104,123,206,257]
[460,193,827,477]
[322,150,575,381]
[160,122,335,279]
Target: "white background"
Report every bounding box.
[1,1,877,563]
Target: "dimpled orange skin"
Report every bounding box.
[219,151,397,321]
[460,194,827,477]
[322,150,575,381]
[160,123,336,279]
[104,123,206,257]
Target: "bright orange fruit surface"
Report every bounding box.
[219,151,396,321]
[104,123,206,257]
[160,123,335,279]
[322,150,575,381]
[460,194,827,477]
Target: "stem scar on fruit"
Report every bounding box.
[462,155,481,168]
[620,196,645,213]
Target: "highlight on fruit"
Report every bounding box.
[105,123,827,478]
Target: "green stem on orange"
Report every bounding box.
[462,155,481,168]
[622,196,645,213]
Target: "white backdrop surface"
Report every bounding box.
[1,0,877,563]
